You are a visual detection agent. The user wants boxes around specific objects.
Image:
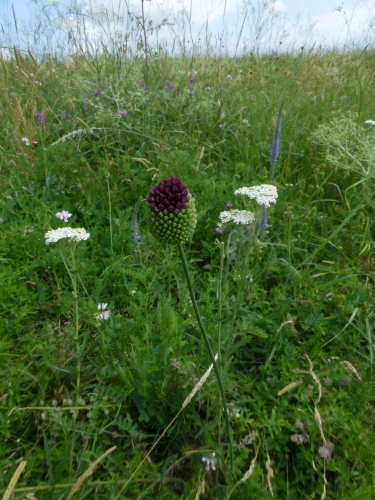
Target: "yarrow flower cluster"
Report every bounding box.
[365,119,375,126]
[45,227,90,244]
[96,303,110,321]
[234,184,278,207]
[219,209,255,225]
[56,210,72,223]
[202,452,216,472]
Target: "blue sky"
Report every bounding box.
[1,0,374,52]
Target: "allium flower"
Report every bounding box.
[22,137,30,146]
[147,176,197,245]
[234,185,278,207]
[35,112,44,123]
[45,227,90,244]
[365,119,375,126]
[189,77,195,83]
[118,110,127,116]
[202,452,216,471]
[219,210,255,225]
[56,210,72,222]
[96,303,111,320]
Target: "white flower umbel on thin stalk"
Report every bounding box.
[234,184,278,207]
[219,209,255,225]
[45,227,90,244]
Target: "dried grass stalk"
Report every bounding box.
[2,460,27,500]
[66,446,116,500]
[240,455,257,483]
[194,477,205,500]
[265,454,274,497]
[182,354,218,409]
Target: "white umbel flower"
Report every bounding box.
[364,119,375,126]
[219,209,255,225]
[234,184,278,207]
[45,227,90,244]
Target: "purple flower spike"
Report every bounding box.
[270,101,284,168]
[224,201,232,210]
[83,93,90,99]
[62,111,69,119]
[164,80,175,92]
[256,209,268,230]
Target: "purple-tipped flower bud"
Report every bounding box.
[147,176,197,244]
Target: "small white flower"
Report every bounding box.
[56,210,72,222]
[96,303,110,320]
[225,402,241,417]
[234,184,278,207]
[219,209,255,225]
[365,119,375,126]
[22,137,30,146]
[97,303,107,310]
[45,227,90,244]
[202,452,216,471]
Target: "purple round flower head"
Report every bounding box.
[224,201,232,210]
[118,110,127,116]
[93,90,100,97]
[189,77,195,83]
[164,80,175,92]
[62,111,69,119]
[205,87,211,92]
[34,112,44,123]
[147,176,197,244]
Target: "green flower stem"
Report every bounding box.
[178,243,234,474]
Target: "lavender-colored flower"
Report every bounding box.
[118,110,127,116]
[56,210,72,223]
[34,112,44,123]
[224,201,232,210]
[40,92,45,98]
[93,90,100,97]
[33,141,38,148]
[205,87,211,92]
[96,303,111,321]
[227,75,233,81]
[62,111,69,119]
[189,77,195,83]
[137,81,147,89]
[202,452,216,472]
[270,101,284,168]
[215,222,225,234]
[189,85,194,91]
[256,209,268,230]
[83,93,90,99]
[219,124,225,129]
[164,80,175,92]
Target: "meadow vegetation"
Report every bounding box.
[0,3,375,499]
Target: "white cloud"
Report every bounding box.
[272,1,288,13]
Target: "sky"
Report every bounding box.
[1,0,374,53]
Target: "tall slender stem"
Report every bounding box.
[178,244,234,474]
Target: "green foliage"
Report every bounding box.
[0,36,375,500]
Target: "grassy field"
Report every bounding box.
[0,10,375,498]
